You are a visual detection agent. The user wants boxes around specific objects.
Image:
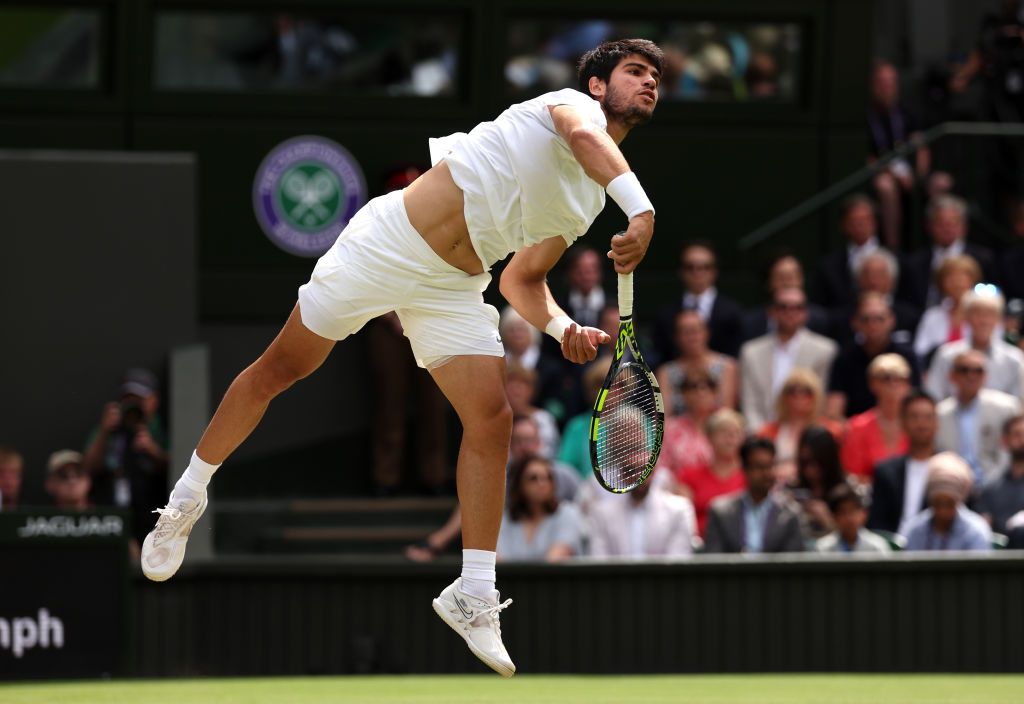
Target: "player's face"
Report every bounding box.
[599,55,660,126]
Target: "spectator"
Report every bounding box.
[740,250,830,343]
[978,415,1024,535]
[656,364,717,480]
[904,452,992,552]
[594,304,619,360]
[913,255,982,366]
[674,408,747,537]
[703,437,806,554]
[502,307,574,422]
[557,247,606,330]
[44,450,92,510]
[0,446,24,510]
[827,292,921,419]
[757,369,843,484]
[785,426,848,540]
[558,358,611,479]
[496,455,583,562]
[656,309,738,417]
[926,287,1024,401]
[81,368,169,546]
[505,364,561,460]
[740,287,837,430]
[869,390,939,535]
[652,241,743,364]
[902,195,997,310]
[587,479,696,558]
[841,249,920,343]
[816,482,891,554]
[811,194,880,311]
[867,61,952,250]
[936,349,1022,484]
[840,354,911,481]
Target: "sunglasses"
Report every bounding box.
[683,261,714,272]
[858,313,889,323]
[682,380,716,392]
[774,302,807,312]
[953,365,985,376]
[524,473,553,483]
[52,468,86,481]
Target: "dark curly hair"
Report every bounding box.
[507,455,559,521]
[577,39,665,98]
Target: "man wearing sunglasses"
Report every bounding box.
[936,349,1021,484]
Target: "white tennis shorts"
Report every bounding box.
[297,189,503,368]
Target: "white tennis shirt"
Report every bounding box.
[428,88,608,271]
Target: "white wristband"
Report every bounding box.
[545,315,574,342]
[606,171,654,220]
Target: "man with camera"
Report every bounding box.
[82,368,169,548]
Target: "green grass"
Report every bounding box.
[3,675,1024,704]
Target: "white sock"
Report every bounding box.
[170,451,221,505]
[461,549,497,600]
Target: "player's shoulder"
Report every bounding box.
[513,88,605,123]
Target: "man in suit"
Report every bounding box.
[739,250,830,344]
[811,193,882,311]
[936,349,1022,484]
[652,241,743,365]
[831,249,920,344]
[587,477,696,557]
[739,287,838,430]
[868,389,938,535]
[703,437,806,554]
[901,195,998,309]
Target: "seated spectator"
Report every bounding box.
[816,482,891,554]
[913,255,982,367]
[703,437,806,554]
[502,307,575,423]
[868,390,939,535]
[827,292,921,419]
[740,250,830,343]
[927,287,1024,401]
[652,241,743,364]
[506,364,560,460]
[811,194,880,311]
[0,445,23,510]
[656,364,716,480]
[978,415,1024,535]
[44,450,92,510]
[904,452,992,552]
[784,426,849,540]
[82,368,168,545]
[496,455,583,562]
[673,408,747,537]
[838,249,920,343]
[587,478,696,558]
[936,349,1022,484]
[740,287,837,430]
[867,61,952,250]
[593,304,620,360]
[656,309,738,416]
[558,358,611,479]
[758,369,843,484]
[902,195,997,310]
[840,354,911,481]
[556,247,606,330]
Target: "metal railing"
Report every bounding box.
[738,121,1024,251]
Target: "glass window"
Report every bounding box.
[0,8,102,89]
[155,12,463,97]
[506,19,803,103]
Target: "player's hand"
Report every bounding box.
[607,213,654,274]
[561,323,611,364]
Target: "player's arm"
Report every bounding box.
[549,104,654,274]
[500,236,610,364]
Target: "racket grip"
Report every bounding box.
[618,272,634,318]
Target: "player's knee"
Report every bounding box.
[466,399,513,440]
[245,357,306,399]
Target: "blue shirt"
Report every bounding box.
[956,398,982,482]
[742,495,773,553]
[903,505,992,552]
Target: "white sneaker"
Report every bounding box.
[140,492,208,582]
[432,578,516,677]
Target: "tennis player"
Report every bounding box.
[142,38,662,677]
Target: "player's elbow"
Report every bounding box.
[568,125,604,155]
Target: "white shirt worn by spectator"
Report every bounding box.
[429,88,608,272]
[506,345,540,371]
[898,457,931,537]
[683,287,717,322]
[925,338,1024,401]
[847,237,879,274]
[568,288,605,328]
[914,299,966,361]
[771,331,802,397]
[587,486,696,558]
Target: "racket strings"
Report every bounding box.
[596,364,659,491]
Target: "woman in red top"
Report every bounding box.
[675,408,746,536]
[657,364,717,479]
[841,353,910,481]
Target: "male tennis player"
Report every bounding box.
[142,38,662,677]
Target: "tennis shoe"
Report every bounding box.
[141,491,208,582]
[432,578,516,677]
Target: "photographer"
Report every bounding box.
[82,368,169,546]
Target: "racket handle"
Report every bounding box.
[618,272,634,318]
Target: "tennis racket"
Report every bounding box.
[589,269,665,493]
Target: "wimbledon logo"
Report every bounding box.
[253,135,367,257]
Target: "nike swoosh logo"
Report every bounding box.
[456,597,474,620]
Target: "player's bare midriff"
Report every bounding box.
[403,160,485,276]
